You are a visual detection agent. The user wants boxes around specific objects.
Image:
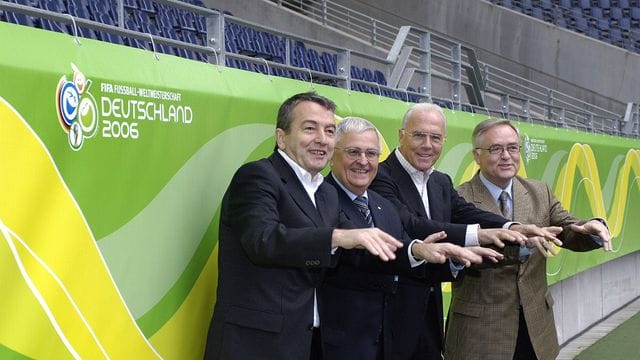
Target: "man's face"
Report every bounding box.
[473,124,521,189]
[276,101,336,176]
[331,129,380,196]
[398,109,446,172]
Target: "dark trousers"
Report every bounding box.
[310,327,322,360]
[513,306,537,360]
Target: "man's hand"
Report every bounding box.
[570,220,612,251]
[412,232,483,266]
[332,228,404,261]
[478,228,527,248]
[520,226,562,257]
[466,246,504,263]
[510,224,562,244]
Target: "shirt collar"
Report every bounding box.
[278,149,324,189]
[479,172,513,202]
[331,173,368,202]
[395,148,434,182]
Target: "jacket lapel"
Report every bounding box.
[471,173,502,215]
[325,174,368,228]
[388,152,429,216]
[270,152,323,227]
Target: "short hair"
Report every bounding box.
[276,92,336,132]
[401,102,447,133]
[335,116,382,151]
[472,118,520,148]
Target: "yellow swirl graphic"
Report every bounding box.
[556,144,640,238]
[0,98,160,359]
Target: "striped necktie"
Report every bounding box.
[353,196,373,227]
[499,191,512,220]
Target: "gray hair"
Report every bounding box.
[472,118,520,148]
[401,102,447,133]
[335,116,382,150]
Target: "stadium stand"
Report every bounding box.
[488,0,640,53]
[0,0,637,137]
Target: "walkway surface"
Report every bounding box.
[558,296,640,359]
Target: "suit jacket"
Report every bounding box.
[370,151,509,359]
[320,175,417,360]
[204,151,341,360]
[444,174,602,360]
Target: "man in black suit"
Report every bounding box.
[370,103,554,359]
[204,93,404,360]
[320,116,502,360]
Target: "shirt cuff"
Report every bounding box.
[449,259,465,278]
[503,221,520,229]
[408,239,426,268]
[464,224,480,247]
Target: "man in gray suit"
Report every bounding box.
[445,118,611,360]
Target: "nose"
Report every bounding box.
[499,148,511,159]
[315,129,328,144]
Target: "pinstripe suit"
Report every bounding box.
[444,174,601,360]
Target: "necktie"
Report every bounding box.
[353,196,374,227]
[499,191,530,262]
[499,191,512,220]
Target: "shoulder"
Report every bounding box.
[515,176,549,194]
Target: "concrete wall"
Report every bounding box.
[332,0,640,114]
[551,251,640,344]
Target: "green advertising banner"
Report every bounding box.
[1,22,639,359]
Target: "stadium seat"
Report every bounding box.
[374,70,387,86]
[138,0,156,14]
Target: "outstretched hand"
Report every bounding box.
[478,228,527,248]
[570,220,612,251]
[332,228,404,261]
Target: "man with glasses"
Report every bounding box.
[444,118,611,360]
[320,117,501,359]
[370,103,555,359]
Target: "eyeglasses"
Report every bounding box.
[402,130,444,145]
[336,147,380,161]
[475,144,521,155]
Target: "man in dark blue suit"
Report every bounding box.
[320,116,501,360]
[370,103,555,359]
[204,93,404,360]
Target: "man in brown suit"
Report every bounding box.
[444,118,612,360]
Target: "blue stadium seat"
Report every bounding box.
[138,0,156,14]
[320,52,337,75]
[610,7,623,21]
[123,0,137,10]
[619,17,631,31]
[578,0,591,10]
[591,7,604,20]
[575,16,589,32]
[559,0,572,9]
[374,70,387,86]
[304,48,319,72]
[597,0,611,9]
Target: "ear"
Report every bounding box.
[397,128,404,143]
[275,128,286,150]
[472,149,481,165]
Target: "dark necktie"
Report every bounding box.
[499,191,512,220]
[353,196,373,227]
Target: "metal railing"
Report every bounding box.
[1,0,638,137]
[269,0,639,138]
